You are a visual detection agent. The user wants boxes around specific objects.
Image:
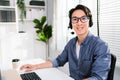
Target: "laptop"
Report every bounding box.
[1,69,41,80]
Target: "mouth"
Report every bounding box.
[77,27,83,31]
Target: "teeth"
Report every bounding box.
[77,27,82,30]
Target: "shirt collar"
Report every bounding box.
[75,32,94,46]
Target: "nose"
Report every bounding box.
[77,19,82,24]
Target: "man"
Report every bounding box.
[20,4,111,80]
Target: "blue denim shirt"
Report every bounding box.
[52,32,111,80]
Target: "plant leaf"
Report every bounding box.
[37,32,47,42]
[33,16,52,43]
[33,19,42,29]
[33,19,40,24]
[40,16,46,26]
[43,25,52,39]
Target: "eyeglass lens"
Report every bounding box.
[71,16,89,23]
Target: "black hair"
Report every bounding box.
[69,4,93,29]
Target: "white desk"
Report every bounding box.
[19,58,74,80]
[2,58,74,80]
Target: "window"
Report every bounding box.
[99,0,120,66]
[55,0,80,51]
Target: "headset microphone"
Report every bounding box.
[68,26,74,35]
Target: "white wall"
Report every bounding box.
[46,0,70,75]
[0,0,47,70]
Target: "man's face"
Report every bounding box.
[71,10,89,36]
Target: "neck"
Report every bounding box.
[77,31,89,45]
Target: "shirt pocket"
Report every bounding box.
[80,60,92,75]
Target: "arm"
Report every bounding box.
[20,43,69,72]
[20,61,53,72]
[88,42,111,80]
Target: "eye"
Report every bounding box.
[81,16,87,20]
[72,17,78,21]
[81,16,89,22]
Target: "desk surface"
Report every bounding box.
[2,58,74,80]
[19,58,74,80]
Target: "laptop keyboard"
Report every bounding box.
[20,72,41,80]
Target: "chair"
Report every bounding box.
[107,54,116,80]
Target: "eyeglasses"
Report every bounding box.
[71,16,89,23]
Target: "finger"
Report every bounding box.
[25,69,31,72]
[25,68,33,72]
[20,64,31,70]
[20,65,25,70]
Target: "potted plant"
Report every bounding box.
[17,0,26,22]
[33,16,52,43]
[33,16,52,59]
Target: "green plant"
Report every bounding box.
[17,0,26,22]
[33,16,52,43]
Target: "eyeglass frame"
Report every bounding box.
[71,16,89,23]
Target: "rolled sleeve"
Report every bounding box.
[52,59,59,67]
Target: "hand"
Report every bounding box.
[20,64,36,72]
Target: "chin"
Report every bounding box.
[77,32,87,36]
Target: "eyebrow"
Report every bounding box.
[71,15,86,18]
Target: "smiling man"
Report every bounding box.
[20,4,111,80]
